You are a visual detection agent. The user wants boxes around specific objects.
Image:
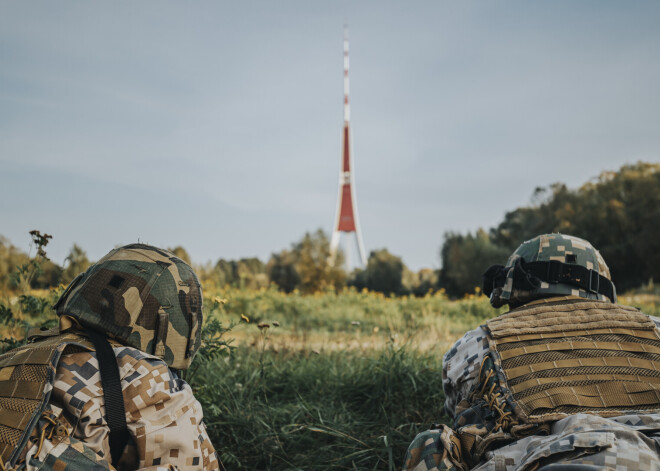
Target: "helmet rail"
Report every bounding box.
[482,234,616,308]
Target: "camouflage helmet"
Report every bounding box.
[54,244,202,370]
[483,234,616,308]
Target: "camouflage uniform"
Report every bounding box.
[22,344,220,471]
[0,245,222,471]
[403,235,660,471]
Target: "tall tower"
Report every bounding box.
[330,25,367,270]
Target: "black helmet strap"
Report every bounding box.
[482,264,510,297]
[86,328,130,466]
[483,258,616,303]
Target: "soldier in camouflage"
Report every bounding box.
[0,244,222,471]
[403,234,660,471]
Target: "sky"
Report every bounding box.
[1,1,659,270]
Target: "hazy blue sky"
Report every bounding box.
[1,1,659,270]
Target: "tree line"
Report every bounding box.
[1,161,657,298]
[439,162,660,297]
[0,229,435,297]
[197,229,436,296]
[0,236,91,291]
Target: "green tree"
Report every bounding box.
[267,250,300,293]
[208,257,268,289]
[62,244,91,284]
[31,260,63,289]
[0,237,29,292]
[439,229,510,298]
[575,163,660,290]
[213,259,235,287]
[411,268,439,296]
[350,249,406,296]
[268,229,346,293]
[236,258,268,289]
[444,162,660,295]
[293,230,345,293]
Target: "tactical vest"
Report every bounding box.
[0,331,94,469]
[486,298,660,425]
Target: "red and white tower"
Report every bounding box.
[330,25,367,270]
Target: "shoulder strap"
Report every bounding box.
[0,333,94,468]
[86,328,130,466]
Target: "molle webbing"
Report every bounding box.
[0,333,93,467]
[486,300,660,423]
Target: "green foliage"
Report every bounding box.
[0,231,64,352]
[191,344,446,471]
[441,162,660,296]
[405,269,439,297]
[0,230,67,291]
[202,234,435,297]
[183,296,235,383]
[439,229,509,298]
[267,250,301,293]
[0,290,56,353]
[0,303,29,353]
[205,257,269,290]
[1,276,660,469]
[0,237,29,292]
[267,229,346,294]
[62,244,91,284]
[18,294,51,318]
[206,285,496,350]
[11,230,53,292]
[293,230,346,293]
[188,286,660,470]
[30,259,63,289]
[351,249,406,296]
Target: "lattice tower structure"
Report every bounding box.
[330,25,367,270]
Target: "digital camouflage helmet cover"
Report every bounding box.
[54,244,202,369]
[483,233,616,308]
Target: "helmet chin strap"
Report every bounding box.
[85,328,130,466]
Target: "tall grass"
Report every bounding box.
[205,285,498,355]
[1,284,659,469]
[189,286,660,470]
[191,343,446,471]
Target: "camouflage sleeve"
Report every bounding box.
[402,426,467,471]
[442,326,490,420]
[47,346,221,471]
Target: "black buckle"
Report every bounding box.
[546,260,562,283]
[587,270,600,293]
[559,265,573,283]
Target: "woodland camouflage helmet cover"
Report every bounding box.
[483,233,616,308]
[55,244,202,370]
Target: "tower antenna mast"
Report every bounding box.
[330,25,367,270]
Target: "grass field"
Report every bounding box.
[191,286,497,470]
[2,285,659,470]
